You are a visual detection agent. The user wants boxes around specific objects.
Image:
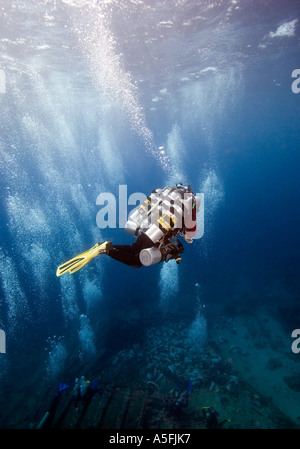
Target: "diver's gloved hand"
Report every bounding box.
[160,243,183,262]
[56,241,112,276]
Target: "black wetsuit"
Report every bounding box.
[106,233,154,268]
[106,233,184,268]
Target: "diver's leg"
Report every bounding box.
[106,233,154,268]
[106,245,142,268]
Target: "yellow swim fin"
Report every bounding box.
[56,242,111,277]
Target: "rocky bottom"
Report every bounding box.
[32,309,300,429]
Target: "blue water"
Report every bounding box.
[0,0,300,429]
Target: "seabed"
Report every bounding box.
[30,303,300,430]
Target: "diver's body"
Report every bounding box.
[56,184,199,276]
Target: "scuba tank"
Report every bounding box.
[125,185,195,243]
[139,247,162,266]
[125,184,197,266]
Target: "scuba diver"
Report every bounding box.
[201,407,230,429]
[35,383,69,429]
[56,183,200,276]
[167,380,193,420]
